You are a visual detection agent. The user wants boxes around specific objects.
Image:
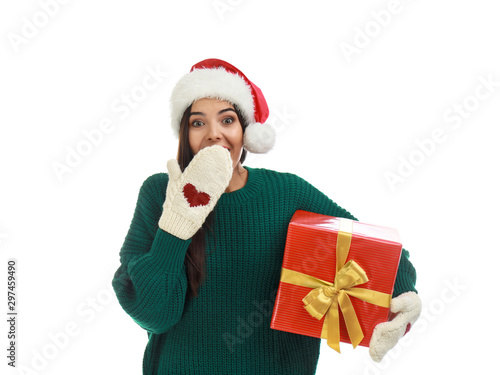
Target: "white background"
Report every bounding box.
[1,0,499,374]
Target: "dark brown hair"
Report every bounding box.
[177,101,248,299]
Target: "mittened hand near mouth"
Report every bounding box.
[158,145,233,240]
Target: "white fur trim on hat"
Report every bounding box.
[170,66,255,137]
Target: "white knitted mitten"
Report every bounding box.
[158,145,233,240]
[369,291,422,362]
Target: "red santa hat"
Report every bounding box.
[170,58,275,154]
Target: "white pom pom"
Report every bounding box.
[243,122,276,154]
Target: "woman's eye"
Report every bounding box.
[192,120,204,127]
[222,117,234,125]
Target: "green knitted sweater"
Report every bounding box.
[112,166,417,375]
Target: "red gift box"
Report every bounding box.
[270,210,403,352]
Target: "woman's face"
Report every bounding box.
[188,97,244,170]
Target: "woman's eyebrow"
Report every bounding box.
[189,108,236,117]
[218,108,236,115]
[189,112,205,117]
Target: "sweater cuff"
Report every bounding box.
[393,274,418,298]
[147,227,192,274]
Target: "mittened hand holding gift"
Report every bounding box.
[369,291,422,362]
[158,145,233,240]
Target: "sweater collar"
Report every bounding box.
[217,166,264,205]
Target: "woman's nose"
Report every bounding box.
[206,122,222,140]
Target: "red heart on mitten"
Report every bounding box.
[404,323,412,335]
[183,183,211,207]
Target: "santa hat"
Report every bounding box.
[170,58,275,154]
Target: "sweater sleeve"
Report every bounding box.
[291,173,417,297]
[111,173,192,334]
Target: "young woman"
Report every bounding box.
[112,58,421,374]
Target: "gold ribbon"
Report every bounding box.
[279,218,392,352]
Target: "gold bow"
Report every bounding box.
[279,218,392,352]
